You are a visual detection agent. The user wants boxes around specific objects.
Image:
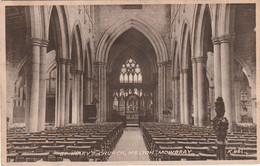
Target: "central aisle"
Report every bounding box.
[108,127,150,161]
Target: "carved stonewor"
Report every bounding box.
[213,97,229,160]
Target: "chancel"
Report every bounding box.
[5,4,257,163]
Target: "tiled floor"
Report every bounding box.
[108,127,150,161]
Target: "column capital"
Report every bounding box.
[86,77,94,81]
[73,69,84,75]
[59,58,67,64]
[41,39,49,47]
[158,61,168,67]
[182,69,189,74]
[94,61,107,67]
[219,34,232,43]
[66,59,72,65]
[196,56,205,63]
[191,57,197,64]
[211,36,220,44]
[173,76,180,81]
[158,63,163,68]
[31,37,42,46]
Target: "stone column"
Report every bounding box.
[84,76,88,105]
[80,71,84,123]
[71,71,78,124]
[55,63,60,127]
[171,76,175,119]
[59,58,66,126]
[38,39,49,131]
[179,70,184,124]
[24,64,31,133]
[74,70,82,124]
[209,85,215,120]
[102,64,107,122]
[234,77,241,123]
[212,37,222,99]
[196,56,206,126]
[28,38,41,132]
[173,76,180,122]
[220,34,233,131]
[251,98,256,123]
[192,57,198,126]
[157,63,163,121]
[183,69,189,124]
[97,62,107,122]
[64,60,71,125]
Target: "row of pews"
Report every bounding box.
[7,122,124,162]
[141,122,257,161]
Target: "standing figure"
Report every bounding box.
[213,97,229,160]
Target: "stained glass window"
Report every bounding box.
[120,58,142,83]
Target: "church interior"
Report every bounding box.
[5,4,257,162]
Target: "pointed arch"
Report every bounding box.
[180,20,191,70]
[71,22,84,71]
[96,17,168,63]
[192,4,214,58]
[85,39,94,78]
[47,6,70,59]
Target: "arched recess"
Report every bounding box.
[192,4,214,126]
[106,27,158,125]
[12,67,27,124]
[70,24,84,124]
[95,18,168,123]
[83,41,94,106]
[232,4,256,124]
[47,6,70,127]
[179,22,193,125]
[172,42,180,123]
[96,17,168,63]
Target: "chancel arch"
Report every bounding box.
[107,28,158,126]
[95,18,168,123]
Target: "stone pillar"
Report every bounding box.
[173,76,180,122]
[209,85,215,120]
[97,62,107,122]
[71,71,78,124]
[24,64,31,133]
[183,69,189,124]
[158,63,163,122]
[38,39,49,131]
[234,77,241,123]
[80,72,84,123]
[28,38,41,132]
[55,63,60,127]
[59,58,66,126]
[171,76,175,119]
[179,70,184,124]
[102,63,107,122]
[251,98,256,123]
[64,60,71,125]
[220,34,234,131]
[84,76,88,105]
[212,37,222,99]
[196,56,206,126]
[74,70,83,124]
[192,58,198,126]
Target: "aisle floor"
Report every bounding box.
[108,127,150,161]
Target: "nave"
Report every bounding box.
[7,122,257,162]
[4,3,257,163]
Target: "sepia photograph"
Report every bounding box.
[1,1,258,165]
